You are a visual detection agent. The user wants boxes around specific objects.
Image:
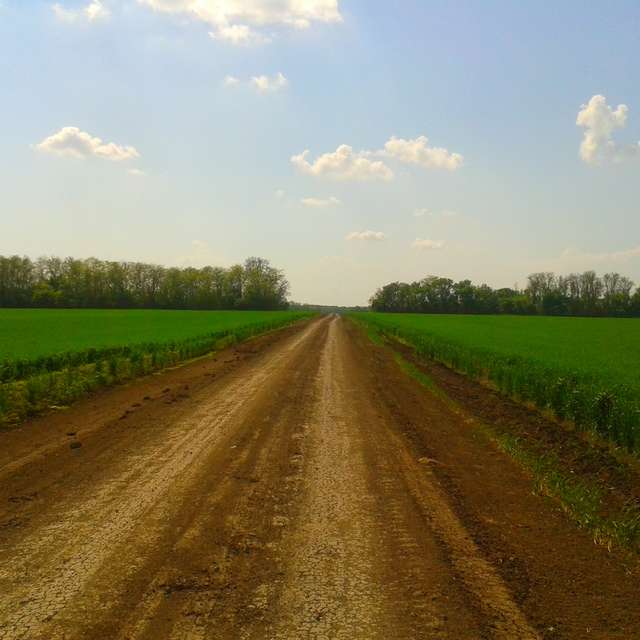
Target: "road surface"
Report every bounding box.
[0,316,638,639]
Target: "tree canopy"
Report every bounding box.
[0,255,290,311]
[369,271,640,317]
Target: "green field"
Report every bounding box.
[0,309,306,361]
[352,312,640,452]
[0,309,311,426]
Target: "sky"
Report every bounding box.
[1,1,639,305]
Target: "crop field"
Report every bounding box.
[0,309,311,425]
[351,312,640,453]
[0,309,308,361]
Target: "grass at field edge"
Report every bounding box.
[351,317,640,556]
[0,313,314,428]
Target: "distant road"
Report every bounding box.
[0,316,637,639]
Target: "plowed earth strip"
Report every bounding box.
[0,316,638,639]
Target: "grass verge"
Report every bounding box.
[0,313,313,427]
[356,318,640,555]
[349,312,640,454]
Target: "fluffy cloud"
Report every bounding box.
[35,127,139,161]
[577,95,640,165]
[209,24,268,44]
[301,196,341,207]
[85,0,110,21]
[52,3,77,21]
[52,1,110,23]
[251,72,288,93]
[292,135,463,181]
[138,0,342,44]
[412,238,444,250]
[346,230,385,241]
[382,136,463,170]
[223,72,288,93]
[292,145,393,181]
[128,168,147,177]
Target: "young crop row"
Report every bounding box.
[351,314,640,454]
[0,313,311,427]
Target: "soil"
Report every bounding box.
[387,335,640,510]
[0,315,638,639]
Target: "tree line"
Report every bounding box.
[369,271,640,316]
[0,255,290,310]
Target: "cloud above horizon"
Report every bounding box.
[292,135,463,181]
[52,1,110,23]
[382,136,463,171]
[224,72,288,93]
[209,23,268,45]
[412,238,444,250]
[292,145,394,181]
[577,95,640,165]
[346,230,385,241]
[138,0,342,44]
[35,127,139,161]
[301,196,341,208]
[251,72,288,93]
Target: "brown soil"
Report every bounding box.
[387,335,640,511]
[0,316,638,639]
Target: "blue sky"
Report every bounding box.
[1,1,639,304]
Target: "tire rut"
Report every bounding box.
[2,315,637,639]
[0,319,327,640]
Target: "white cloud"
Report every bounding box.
[412,238,445,250]
[346,230,385,241]
[292,134,462,181]
[52,3,78,22]
[301,196,341,208]
[128,168,147,177]
[138,0,342,44]
[209,24,268,45]
[274,189,286,199]
[35,127,139,161]
[577,95,640,165]
[382,136,463,170]
[292,145,394,181]
[223,72,288,92]
[251,72,288,93]
[223,75,240,87]
[52,1,110,23]
[85,0,109,21]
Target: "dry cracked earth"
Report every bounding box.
[0,316,638,639]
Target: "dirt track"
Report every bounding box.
[1,316,638,639]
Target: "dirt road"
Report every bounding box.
[1,316,638,639]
